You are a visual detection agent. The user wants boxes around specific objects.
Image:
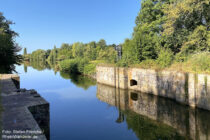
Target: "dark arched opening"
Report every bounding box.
[130,79,137,86]
[130,92,138,101]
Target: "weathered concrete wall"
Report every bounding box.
[96,66,128,89]
[97,83,210,140]
[96,66,210,110]
[0,74,20,89]
[0,74,49,140]
[29,104,50,139]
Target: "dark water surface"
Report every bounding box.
[16,63,210,140]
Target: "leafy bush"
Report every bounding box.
[84,63,96,75]
[157,48,174,68]
[116,59,128,67]
[59,59,78,73]
[76,58,88,73]
[59,58,89,74]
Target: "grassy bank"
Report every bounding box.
[59,59,107,76]
[122,52,210,74]
[58,52,210,76]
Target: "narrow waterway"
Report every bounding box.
[15,63,210,140]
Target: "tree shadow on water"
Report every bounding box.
[60,71,96,90]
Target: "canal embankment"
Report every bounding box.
[0,74,49,140]
[96,66,210,111]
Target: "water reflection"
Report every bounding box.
[23,61,51,71]
[60,71,96,90]
[22,62,210,140]
[23,61,96,90]
[97,83,210,140]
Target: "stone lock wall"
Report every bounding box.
[96,66,210,110]
[96,66,128,89]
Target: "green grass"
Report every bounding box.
[116,52,210,74]
[169,52,210,74]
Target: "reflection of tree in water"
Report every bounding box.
[115,111,124,123]
[122,110,186,140]
[97,84,210,140]
[24,61,51,71]
[24,61,96,90]
[47,60,59,73]
[60,71,96,90]
[60,71,71,79]
[24,64,27,73]
[70,75,96,90]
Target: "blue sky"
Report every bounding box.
[0,0,140,53]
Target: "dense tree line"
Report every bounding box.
[0,12,21,73]
[25,39,117,62]
[120,0,210,70]
[24,39,117,75]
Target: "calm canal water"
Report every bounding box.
[16,63,210,140]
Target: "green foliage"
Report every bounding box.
[163,0,210,54]
[26,38,118,75]
[59,59,78,73]
[57,43,73,60]
[24,61,50,71]
[169,52,210,74]
[97,47,117,63]
[59,71,96,90]
[23,48,30,61]
[184,52,210,72]
[157,48,174,68]
[23,48,27,55]
[69,74,96,90]
[181,26,210,53]
[124,110,185,140]
[0,12,22,73]
[76,58,88,73]
[29,49,47,61]
[120,0,209,73]
[59,58,89,73]
[121,39,139,65]
[47,46,58,62]
[121,0,168,64]
[97,39,106,49]
[72,42,85,58]
[137,59,159,69]
[83,63,96,75]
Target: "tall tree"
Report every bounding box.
[122,0,169,63]
[23,48,27,55]
[0,12,22,73]
[97,39,106,49]
[72,42,84,58]
[163,0,210,55]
